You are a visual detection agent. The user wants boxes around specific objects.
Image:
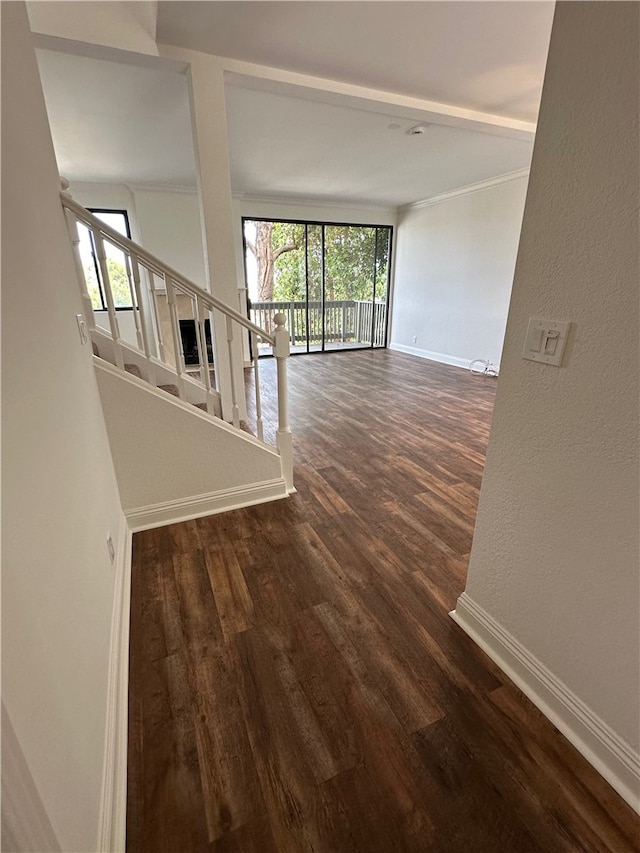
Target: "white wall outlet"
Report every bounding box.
[106,534,115,565]
[522,318,571,367]
[412,335,418,344]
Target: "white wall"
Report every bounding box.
[95,364,283,513]
[390,174,528,368]
[2,4,126,850]
[456,2,639,808]
[132,187,207,286]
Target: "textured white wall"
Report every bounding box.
[463,2,639,751]
[95,367,283,512]
[390,175,528,368]
[2,4,125,849]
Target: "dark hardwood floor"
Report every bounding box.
[127,349,640,852]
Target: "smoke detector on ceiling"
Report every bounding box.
[408,125,426,136]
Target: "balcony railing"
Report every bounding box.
[250,300,386,350]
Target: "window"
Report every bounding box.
[242,218,392,354]
[77,209,133,310]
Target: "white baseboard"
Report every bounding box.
[125,478,289,532]
[98,514,132,853]
[451,593,640,814]
[389,342,474,370]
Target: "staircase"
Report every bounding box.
[60,180,294,519]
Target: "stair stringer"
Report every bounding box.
[93,358,289,531]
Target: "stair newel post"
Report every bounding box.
[165,277,186,398]
[225,315,241,428]
[273,313,294,492]
[92,224,124,369]
[60,178,95,331]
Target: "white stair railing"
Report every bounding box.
[60,181,293,492]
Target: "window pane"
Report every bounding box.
[88,210,133,309]
[242,217,392,355]
[77,222,103,310]
[324,225,375,351]
[306,225,322,352]
[103,240,132,308]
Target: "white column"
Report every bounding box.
[161,45,247,422]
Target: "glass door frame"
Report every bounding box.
[241,216,394,356]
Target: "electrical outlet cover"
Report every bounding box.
[522,318,571,366]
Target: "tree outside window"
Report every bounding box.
[78,209,133,310]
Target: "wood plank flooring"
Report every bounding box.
[128,350,640,852]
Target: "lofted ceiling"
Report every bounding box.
[225,82,535,207]
[35,49,197,187]
[156,1,555,124]
[35,1,556,207]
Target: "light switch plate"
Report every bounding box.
[522,317,571,366]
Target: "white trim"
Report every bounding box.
[399,168,530,214]
[126,478,289,532]
[128,182,197,195]
[97,513,133,853]
[1,703,61,852]
[389,342,472,371]
[450,593,640,815]
[233,192,397,218]
[217,57,536,138]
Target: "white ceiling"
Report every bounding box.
[225,83,534,206]
[157,2,555,124]
[35,49,197,187]
[35,1,555,207]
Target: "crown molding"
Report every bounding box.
[232,193,397,217]
[399,168,530,214]
[128,182,198,194]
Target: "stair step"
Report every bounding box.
[158,384,179,398]
[193,402,208,411]
[125,363,143,379]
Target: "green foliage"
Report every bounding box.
[269,223,390,304]
[85,256,132,310]
[271,222,306,301]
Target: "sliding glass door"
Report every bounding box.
[243,218,392,355]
